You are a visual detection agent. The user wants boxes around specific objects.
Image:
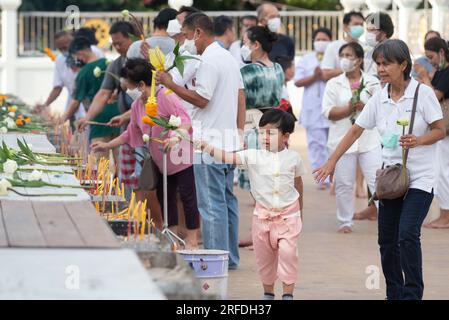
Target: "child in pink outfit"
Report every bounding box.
[198,109,306,300]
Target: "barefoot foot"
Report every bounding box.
[338,226,353,234]
[354,205,377,221]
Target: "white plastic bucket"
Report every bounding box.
[177,249,229,299]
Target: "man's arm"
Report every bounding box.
[156,71,209,108]
[35,87,63,113]
[61,99,81,123]
[44,87,63,107]
[85,89,113,120]
[237,89,246,131]
[322,68,343,81]
[78,89,113,130]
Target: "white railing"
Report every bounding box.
[17,11,344,56]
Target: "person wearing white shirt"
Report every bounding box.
[322,42,382,233]
[321,11,365,81]
[364,12,395,79]
[35,31,104,123]
[155,13,246,270]
[418,38,449,229]
[229,15,258,67]
[295,27,331,189]
[315,39,445,300]
[198,109,305,301]
[127,8,177,59]
[136,6,201,118]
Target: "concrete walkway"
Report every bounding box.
[228,126,449,300]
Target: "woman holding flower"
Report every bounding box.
[321,42,381,233]
[91,58,200,248]
[315,40,445,300]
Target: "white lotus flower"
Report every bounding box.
[27,170,43,182]
[3,159,18,176]
[168,115,181,128]
[0,127,7,133]
[93,66,102,78]
[142,134,150,142]
[121,10,130,18]
[1,107,6,112]
[0,178,12,195]
[8,112,15,117]
[5,117,16,129]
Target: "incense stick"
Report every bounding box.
[86,121,112,127]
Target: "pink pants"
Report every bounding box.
[252,201,302,285]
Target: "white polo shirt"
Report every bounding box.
[169,52,201,118]
[236,148,307,210]
[321,39,347,70]
[53,54,85,119]
[322,72,381,153]
[192,41,244,152]
[356,78,443,193]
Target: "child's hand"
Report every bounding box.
[193,140,208,151]
[163,136,181,152]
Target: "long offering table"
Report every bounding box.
[0,133,165,299]
[0,133,56,153]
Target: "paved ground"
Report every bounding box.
[228,126,449,300]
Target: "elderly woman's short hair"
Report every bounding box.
[373,39,412,80]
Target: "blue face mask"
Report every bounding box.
[349,25,364,39]
[381,132,399,149]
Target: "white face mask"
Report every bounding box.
[126,88,142,101]
[240,45,252,61]
[167,19,182,37]
[267,17,281,33]
[314,40,330,53]
[340,57,356,73]
[183,35,198,55]
[365,32,379,47]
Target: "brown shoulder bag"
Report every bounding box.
[373,83,420,201]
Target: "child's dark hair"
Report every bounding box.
[259,109,295,134]
[120,58,155,86]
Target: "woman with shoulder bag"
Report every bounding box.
[92,58,200,248]
[315,39,446,300]
[418,37,449,228]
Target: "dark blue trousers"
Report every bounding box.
[378,188,434,300]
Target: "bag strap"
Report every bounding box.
[404,83,420,166]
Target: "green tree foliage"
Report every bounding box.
[286,0,342,10]
[19,0,147,11]
[19,0,344,11]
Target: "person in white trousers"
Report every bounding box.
[417,37,449,228]
[322,42,382,233]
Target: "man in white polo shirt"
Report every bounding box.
[156,13,245,269]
